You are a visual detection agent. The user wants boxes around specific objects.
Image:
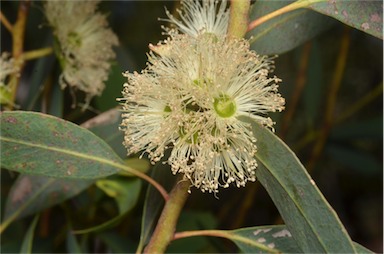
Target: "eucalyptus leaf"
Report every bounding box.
[244,117,356,253]
[307,0,383,39]
[247,1,334,55]
[20,215,39,254]
[0,111,123,179]
[228,225,373,253]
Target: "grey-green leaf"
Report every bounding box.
[307,1,383,39]
[228,225,373,253]
[0,111,123,179]
[247,1,334,55]
[231,225,301,253]
[245,117,356,253]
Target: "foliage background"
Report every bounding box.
[1,1,382,253]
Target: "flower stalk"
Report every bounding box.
[143,179,190,254]
[228,0,250,38]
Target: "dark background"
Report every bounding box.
[1,1,382,253]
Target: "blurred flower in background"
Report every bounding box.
[44,0,118,107]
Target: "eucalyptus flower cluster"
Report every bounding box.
[44,1,118,106]
[120,0,285,193]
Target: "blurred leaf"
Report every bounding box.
[0,111,123,179]
[25,51,56,111]
[244,117,356,253]
[66,228,83,254]
[87,108,126,158]
[74,178,141,234]
[20,215,39,254]
[247,1,334,55]
[326,144,382,175]
[331,117,383,140]
[303,41,325,128]
[96,178,142,214]
[228,225,373,253]
[98,231,136,253]
[48,76,64,118]
[307,1,383,39]
[4,174,92,222]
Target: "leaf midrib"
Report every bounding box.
[1,136,126,172]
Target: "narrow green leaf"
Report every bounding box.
[66,228,83,254]
[4,174,92,222]
[87,108,126,158]
[0,111,123,179]
[247,1,334,55]
[307,1,383,39]
[73,213,127,235]
[245,117,356,253]
[20,215,39,254]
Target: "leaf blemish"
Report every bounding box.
[252,228,272,235]
[12,177,32,203]
[361,22,370,30]
[5,116,18,124]
[66,165,76,176]
[257,237,266,243]
[267,243,275,248]
[370,13,381,23]
[342,10,348,18]
[272,229,292,238]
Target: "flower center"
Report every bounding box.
[213,94,236,118]
[164,105,172,112]
[68,32,82,47]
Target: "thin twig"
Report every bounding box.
[247,0,325,32]
[280,42,312,139]
[0,11,13,32]
[22,47,53,61]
